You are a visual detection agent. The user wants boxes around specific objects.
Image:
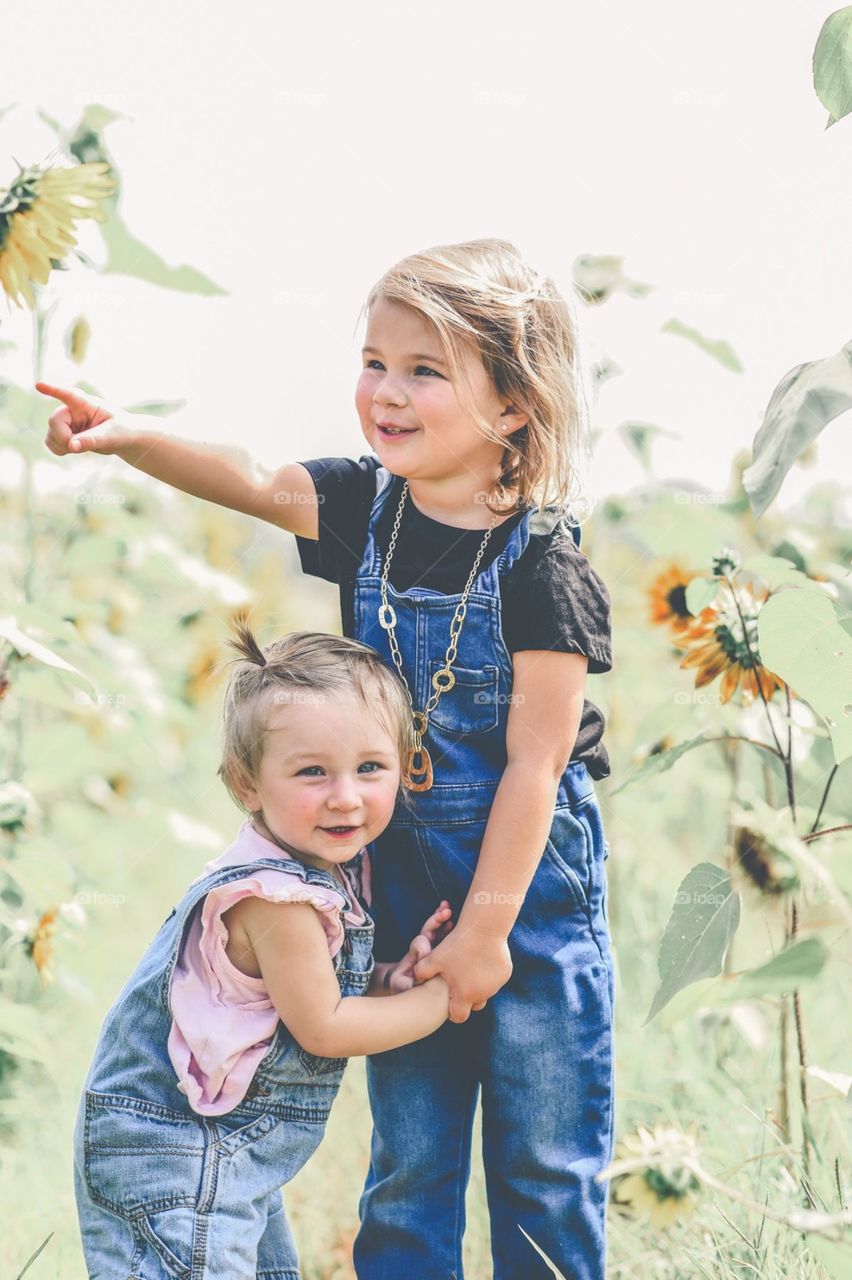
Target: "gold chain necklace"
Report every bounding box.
[378,481,500,791]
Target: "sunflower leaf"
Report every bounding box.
[610,729,713,795]
[644,863,740,1024]
[813,8,852,125]
[757,589,852,765]
[660,318,744,371]
[720,938,828,1002]
[742,340,852,518]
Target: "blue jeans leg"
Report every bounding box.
[353,1018,481,1279]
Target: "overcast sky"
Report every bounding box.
[3,1,849,513]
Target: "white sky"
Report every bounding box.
[2,0,850,512]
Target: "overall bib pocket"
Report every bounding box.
[426,662,501,735]
[541,805,594,912]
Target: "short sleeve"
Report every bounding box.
[201,869,349,971]
[294,454,380,585]
[501,529,612,673]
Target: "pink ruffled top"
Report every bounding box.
[166,820,371,1115]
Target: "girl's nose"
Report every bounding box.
[326,777,362,812]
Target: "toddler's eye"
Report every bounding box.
[297,766,324,776]
[359,762,383,773]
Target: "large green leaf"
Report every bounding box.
[644,863,740,1024]
[742,341,852,518]
[100,208,228,296]
[720,938,828,1002]
[813,7,852,126]
[757,589,852,764]
[0,617,95,695]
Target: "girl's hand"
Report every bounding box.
[413,926,513,1023]
[381,901,454,994]
[36,381,138,457]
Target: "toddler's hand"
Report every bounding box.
[36,382,138,457]
[382,901,453,993]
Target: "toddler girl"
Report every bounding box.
[72,621,452,1279]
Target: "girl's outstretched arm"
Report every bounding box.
[35,382,320,537]
[228,894,450,1057]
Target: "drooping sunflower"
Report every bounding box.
[0,159,116,309]
[672,580,786,705]
[608,1122,702,1228]
[25,907,59,987]
[648,564,704,634]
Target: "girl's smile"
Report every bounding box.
[355,295,528,527]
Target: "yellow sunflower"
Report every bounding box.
[26,907,59,987]
[0,159,116,309]
[648,564,704,634]
[607,1122,702,1228]
[672,581,786,704]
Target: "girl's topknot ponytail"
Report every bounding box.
[225,617,269,669]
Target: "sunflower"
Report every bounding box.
[607,1122,702,1228]
[25,908,59,987]
[648,564,705,634]
[672,581,786,704]
[0,159,116,309]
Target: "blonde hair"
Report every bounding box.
[215,619,417,815]
[356,237,593,519]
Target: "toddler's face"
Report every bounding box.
[355,296,513,501]
[236,691,402,872]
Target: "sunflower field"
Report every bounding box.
[2,85,852,1280]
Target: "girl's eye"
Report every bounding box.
[364,360,441,378]
[297,763,384,776]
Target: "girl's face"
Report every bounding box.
[355,296,521,502]
[234,692,402,872]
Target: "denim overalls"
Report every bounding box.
[72,852,374,1280]
[351,467,616,1280]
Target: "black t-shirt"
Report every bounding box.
[294,454,613,779]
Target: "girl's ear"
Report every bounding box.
[499,406,530,437]
[228,764,262,812]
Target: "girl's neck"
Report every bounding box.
[405,478,522,530]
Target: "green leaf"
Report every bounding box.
[742,341,852,518]
[720,938,828,1002]
[660,318,744,371]
[0,995,51,1065]
[571,254,653,305]
[757,589,852,764]
[610,729,713,796]
[644,863,741,1024]
[618,421,680,473]
[813,8,852,125]
[807,1230,852,1279]
[123,399,187,417]
[0,617,95,694]
[100,209,229,296]
[740,553,825,593]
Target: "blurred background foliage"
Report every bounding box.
[2,39,852,1276]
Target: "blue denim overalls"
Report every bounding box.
[72,849,374,1279]
[351,467,616,1280]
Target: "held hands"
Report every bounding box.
[380,901,454,994]
[36,382,138,457]
[413,924,513,1024]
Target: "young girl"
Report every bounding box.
[71,621,454,1279]
[41,236,616,1279]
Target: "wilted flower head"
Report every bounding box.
[0,159,116,309]
[712,548,741,577]
[606,1122,702,1228]
[25,908,59,987]
[733,825,800,897]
